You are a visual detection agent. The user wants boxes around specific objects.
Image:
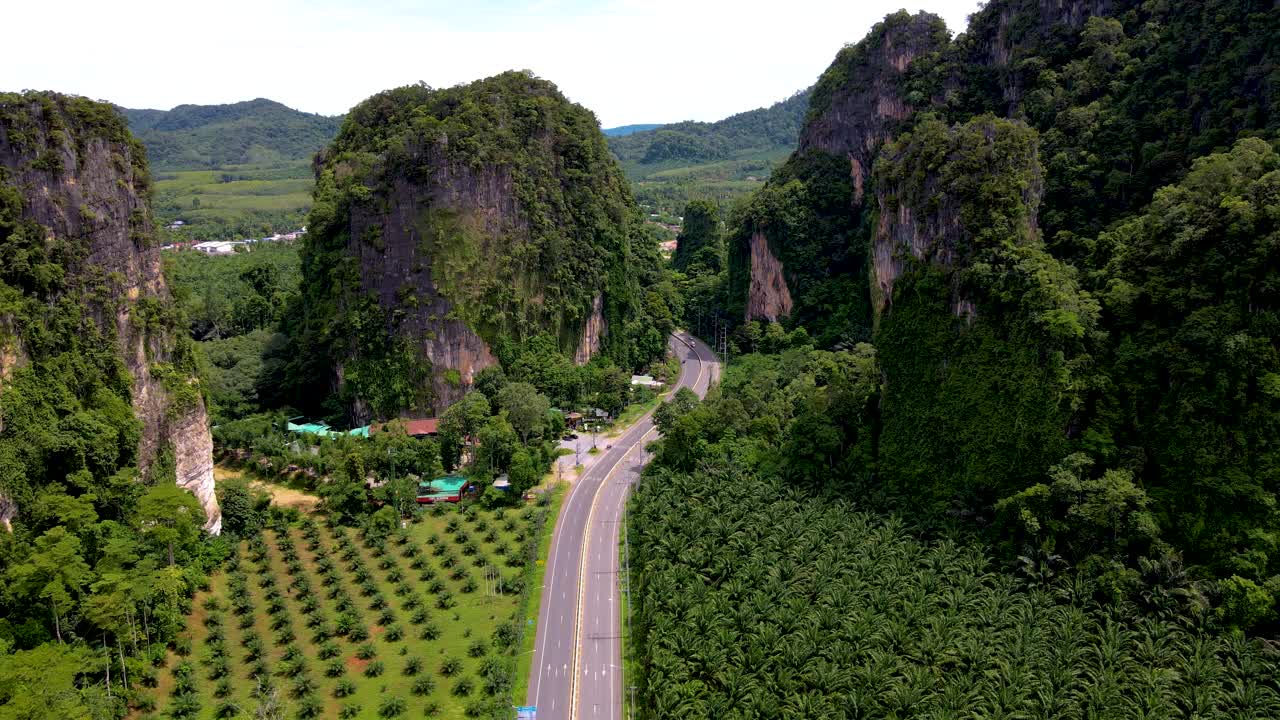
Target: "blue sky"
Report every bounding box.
[3,0,982,127]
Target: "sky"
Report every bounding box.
[2,0,983,128]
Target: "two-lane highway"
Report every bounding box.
[526,332,720,719]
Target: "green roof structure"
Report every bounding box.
[416,475,468,502]
[286,420,372,439]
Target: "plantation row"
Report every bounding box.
[151,502,548,719]
[630,466,1280,719]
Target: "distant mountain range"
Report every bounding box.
[602,123,663,137]
[120,98,342,170]
[606,89,811,169]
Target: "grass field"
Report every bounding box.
[151,500,552,719]
[152,161,313,237]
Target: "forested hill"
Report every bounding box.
[714,0,1278,607]
[120,98,341,169]
[637,2,1280,712]
[607,88,810,169]
[273,72,677,424]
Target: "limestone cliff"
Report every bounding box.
[871,116,1043,322]
[729,12,948,339]
[0,92,220,533]
[799,11,951,207]
[295,73,649,421]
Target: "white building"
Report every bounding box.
[193,241,247,255]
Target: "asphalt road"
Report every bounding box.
[526,332,720,720]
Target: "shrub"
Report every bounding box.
[174,637,193,656]
[403,657,423,676]
[325,659,345,677]
[214,699,240,719]
[419,622,442,641]
[356,642,378,660]
[493,622,517,650]
[385,624,404,642]
[338,703,362,719]
[333,679,356,698]
[378,696,407,718]
[378,608,396,626]
[206,657,229,680]
[349,624,370,642]
[296,696,323,719]
[440,655,462,676]
[412,675,436,695]
[364,660,385,677]
[318,640,341,659]
[468,639,488,658]
[213,679,232,698]
[452,676,474,696]
[290,674,316,698]
[436,592,456,609]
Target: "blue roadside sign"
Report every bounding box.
[516,706,537,720]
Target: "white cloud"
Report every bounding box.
[1,0,982,126]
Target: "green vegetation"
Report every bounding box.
[151,505,546,719]
[122,99,340,170]
[163,241,301,422]
[627,1,1280,715]
[697,2,1280,608]
[611,92,809,218]
[0,92,217,719]
[152,162,314,241]
[278,72,675,421]
[123,99,340,240]
[632,351,1280,717]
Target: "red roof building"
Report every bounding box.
[371,418,439,438]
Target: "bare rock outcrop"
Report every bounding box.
[745,231,794,322]
[574,293,607,365]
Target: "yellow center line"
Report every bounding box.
[568,335,711,720]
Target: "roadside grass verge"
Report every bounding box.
[511,483,567,706]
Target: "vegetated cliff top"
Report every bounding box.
[607,88,812,166]
[120,97,342,170]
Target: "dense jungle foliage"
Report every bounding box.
[163,242,302,423]
[689,0,1280,631]
[634,353,1280,718]
[275,72,676,421]
[0,93,220,718]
